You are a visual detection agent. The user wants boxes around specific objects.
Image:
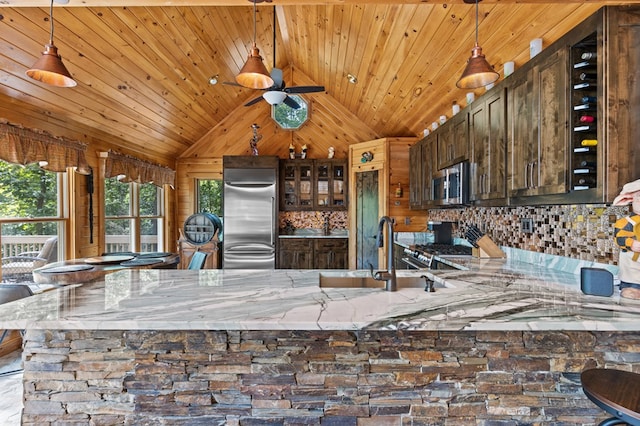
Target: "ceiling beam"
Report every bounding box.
[4,0,640,6]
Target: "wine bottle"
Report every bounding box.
[581,52,597,60]
[581,139,598,146]
[575,176,597,186]
[573,82,594,90]
[574,167,596,174]
[581,96,597,103]
[579,115,595,123]
[578,160,597,167]
[574,125,595,132]
[579,72,597,81]
[574,146,595,154]
[574,61,595,69]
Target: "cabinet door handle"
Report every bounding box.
[530,161,536,188]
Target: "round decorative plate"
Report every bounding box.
[84,255,135,265]
[40,264,94,273]
[136,252,173,258]
[120,258,164,267]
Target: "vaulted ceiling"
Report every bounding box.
[0,1,625,166]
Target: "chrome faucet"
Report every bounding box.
[371,216,397,291]
[323,214,331,236]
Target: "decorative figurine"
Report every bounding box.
[301,144,308,159]
[289,143,295,159]
[328,146,335,159]
[613,178,640,300]
[249,123,262,156]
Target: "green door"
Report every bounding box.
[356,170,379,269]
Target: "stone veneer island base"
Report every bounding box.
[2,266,638,424]
[21,328,638,425]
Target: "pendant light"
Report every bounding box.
[456,0,499,89]
[235,1,274,89]
[26,0,76,88]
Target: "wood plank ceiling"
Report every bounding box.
[0,1,623,166]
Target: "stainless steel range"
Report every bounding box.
[400,243,472,270]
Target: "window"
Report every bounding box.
[0,161,65,281]
[104,177,164,253]
[272,95,309,129]
[196,179,223,217]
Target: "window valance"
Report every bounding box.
[0,122,90,174]
[104,151,175,188]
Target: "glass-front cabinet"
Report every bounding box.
[315,160,346,210]
[282,160,313,210]
[281,159,347,211]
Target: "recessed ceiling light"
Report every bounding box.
[347,74,358,84]
[54,0,69,4]
[209,75,219,85]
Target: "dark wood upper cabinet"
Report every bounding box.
[506,48,569,200]
[280,159,348,211]
[409,6,640,208]
[437,112,468,170]
[470,89,507,203]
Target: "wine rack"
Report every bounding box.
[570,33,598,191]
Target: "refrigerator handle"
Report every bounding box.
[271,196,276,247]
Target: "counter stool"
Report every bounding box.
[581,368,640,426]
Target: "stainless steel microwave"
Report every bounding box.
[432,162,469,206]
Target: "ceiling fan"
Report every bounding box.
[244,68,325,109]
[225,6,325,109]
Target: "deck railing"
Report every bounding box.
[1,235,159,258]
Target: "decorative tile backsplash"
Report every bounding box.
[428,204,631,265]
[279,211,348,231]
[280,203,631,265]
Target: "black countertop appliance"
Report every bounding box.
[428,221,453,245]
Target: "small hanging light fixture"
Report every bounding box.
[26,0,76,88]
[236,0,274,89]
[456,0,499,89]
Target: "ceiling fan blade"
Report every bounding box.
[271,68,284,90]
[244,96,265,107]
[283,96,301,109]
[285,85,325,94]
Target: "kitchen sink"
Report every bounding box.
[318,271,443,290]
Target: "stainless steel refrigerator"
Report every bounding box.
[222,165,277,269]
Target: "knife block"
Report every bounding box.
[472,235,505,258]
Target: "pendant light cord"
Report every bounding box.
[252,0,257,47]
[474,0,479,47]
[49,0,55,44]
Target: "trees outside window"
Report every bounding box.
[196,179,223,216]
[0,161,65,280]
[104,177,164,253]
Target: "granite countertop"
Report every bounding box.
[0,257,639,332]
[279,228,348,238]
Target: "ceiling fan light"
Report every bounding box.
[236,46,274,89]
[456,45,499,89]
[263,90,287,105]
[26,43,76,88]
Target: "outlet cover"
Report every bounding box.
[521,218,534,234]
